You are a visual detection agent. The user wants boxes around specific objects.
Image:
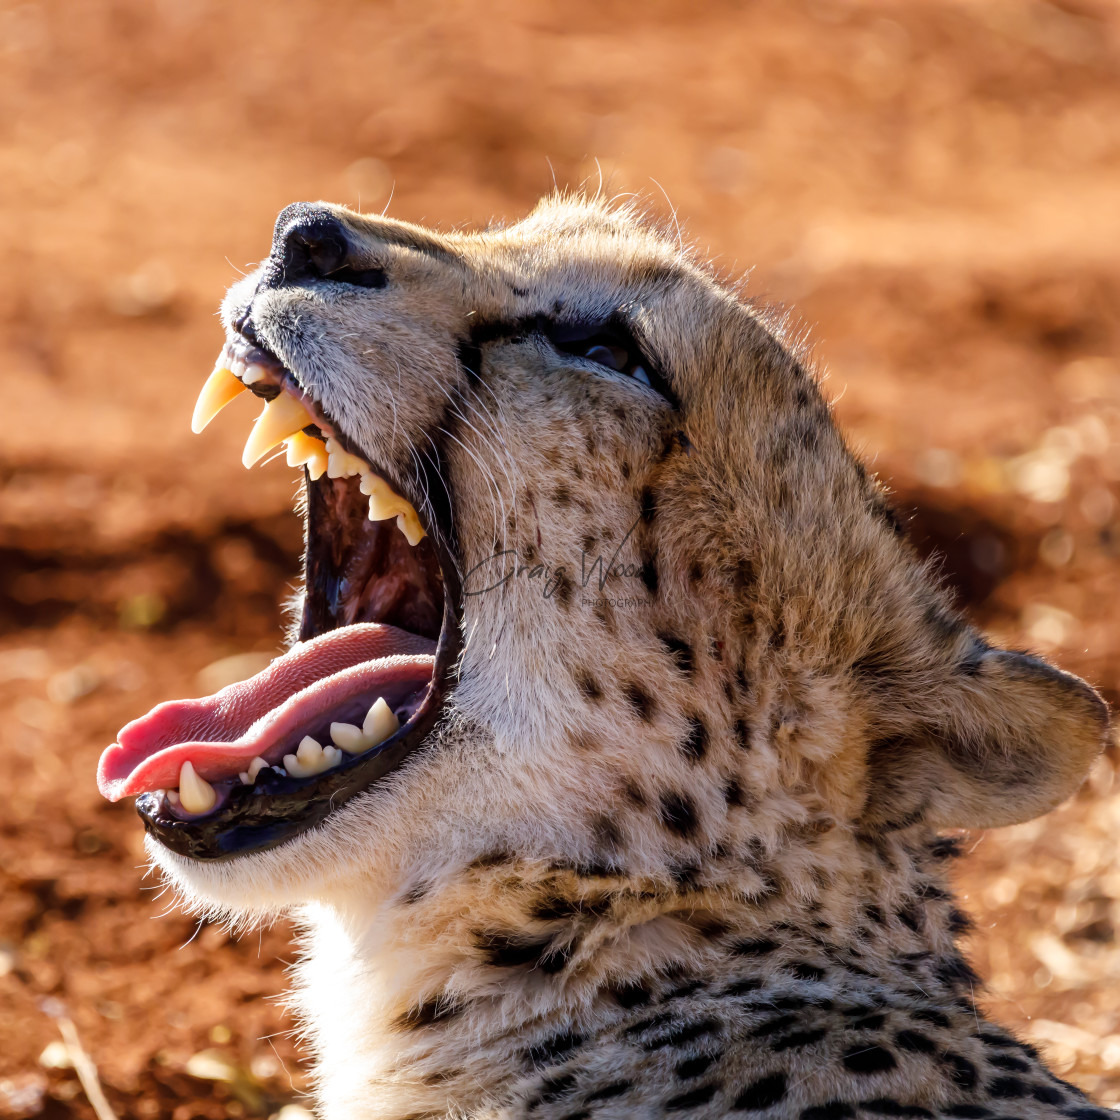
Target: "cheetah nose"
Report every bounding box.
[276,206,351,283]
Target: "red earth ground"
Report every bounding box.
[2,1,1120,1116]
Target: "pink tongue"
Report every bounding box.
[97,624,435,801]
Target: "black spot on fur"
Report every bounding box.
[735,718,752,750]
[801,1104,855,1120]
[941,1052,978,1090]
[676,1055,715,1079]
[851,1014,886,1031]
[681,717,708,761]
[640,549,659,595]
[895,1030,935,1054]
[642,1017,722,1051]
[989,1053,1033,1073]
[659,633,694,674]
[860,1100,933,1118]
[639,486,657,523]
[724,977,763,996]
[732,1072,788,1111]
[585,1081,631,1103]
[912,1008,951,1028]
[470,850,513,869]
[732,938,778,957]
[395,996,463,1030]
[948,908,974,935]
[935,954,982,991]
[624,681,656,721]
[988,1077,1029,1099]
[864,904,885,925]
[666,1085,717,1111]
[751,1015,798,1038]
[577,667,604,703]
[474,931,556,969]
[659,791,699,838]
[842,1045,897,1074]
[773,1029,827,1052]
[725,777,745,808]
[896,903,923,932]
[1032,1085,1066,1106]
[608,980,653,1009]
[400,880,431,905]
[536,1073,577,1103]
[526,1030,583,1065]
[1064,1110,1114,1120]
[622,779,646,807]
[790,962,826,982]
[943,1107,990,1119]
[930,835,964,861]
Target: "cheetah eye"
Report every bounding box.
[549,321,675,405]
[582,343,628,371]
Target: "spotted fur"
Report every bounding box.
[153,195,1110,1119]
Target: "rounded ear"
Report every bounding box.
[861,648,1110,831]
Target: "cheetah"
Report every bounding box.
[99,195,1111,1120]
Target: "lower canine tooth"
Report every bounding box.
[330,722,370,754]
[363,697,400,745]
[178,760,217,814]
[192,364,247,433]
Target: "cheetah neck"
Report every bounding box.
[292,826,970,1119]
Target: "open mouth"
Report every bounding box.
[96,337,460,861]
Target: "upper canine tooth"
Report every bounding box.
[325,438,369,479]
[178,760,216,814]
[363,697,400,746]
[242,393,316,468]
[191,365,247,434]
[285,431,329,480]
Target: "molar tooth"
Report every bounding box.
[242,394,316,468]
[360,473,426,545]
[191,365,247,433]
[363,697,400,746]
[325,438,369,479]
[178,760,216,814]
[285,431,329,480]
[330,721,370,754]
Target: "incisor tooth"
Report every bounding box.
[325,438,369,479]
[242,394,316,468]
[363,697,400,745]
[285,431,329,480]
[241,363,268,385]
[191,365,247,434]
[296,736,324,768]
[330,721,370,754]
[178,760,216,814]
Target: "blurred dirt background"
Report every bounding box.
[2,0,1120,1116]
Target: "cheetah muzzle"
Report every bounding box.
[97,196,1112,1120]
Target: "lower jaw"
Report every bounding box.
[136,480,462,862]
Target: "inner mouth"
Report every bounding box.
[96,336,459,861]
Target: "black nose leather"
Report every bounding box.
[280,213,350,282]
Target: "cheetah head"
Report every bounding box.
[98,196,1109,918]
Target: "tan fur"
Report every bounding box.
[152,195,1110,1119]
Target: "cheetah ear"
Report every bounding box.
[862,646,1110,831]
